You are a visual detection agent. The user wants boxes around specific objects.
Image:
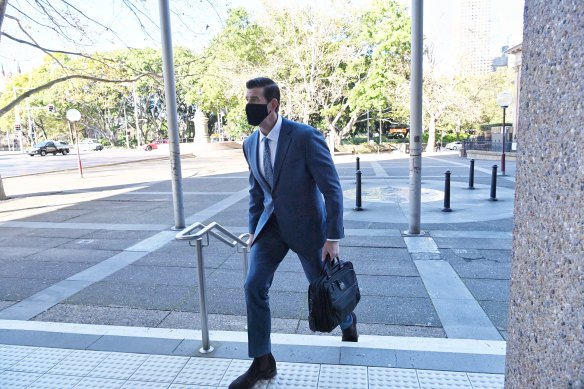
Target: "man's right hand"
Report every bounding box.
[246,234,254,247]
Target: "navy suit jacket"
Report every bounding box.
[243,117,344,253]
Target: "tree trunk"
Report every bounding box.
[0,0,8,32]
[0,172,7,200]
[426,113,437,153]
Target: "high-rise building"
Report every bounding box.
[423,0,523,76]
[457,0,493,74]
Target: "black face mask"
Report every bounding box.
[246,103,270,126]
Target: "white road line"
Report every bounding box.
[415,260,503,340]
[425,156,515,182]
[405,235,503,341]
[0,221,168,231]
[368,160,389,177]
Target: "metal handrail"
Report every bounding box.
[176,221,250,354]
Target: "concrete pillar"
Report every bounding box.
[505,1,584,388]
[193,109,210,144]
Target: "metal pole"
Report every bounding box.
[366,111,370,142]
[158,0,185,229]
[242,245,249,283]
[379,109,382,147]
[489,165,498,201]
[442,170,452,212]
[408,0,423,235]
[195,238,213,353]
[356,156,360,171]
[26,98,35,144]
[355,170,363,211]
[73,121,83,178]
[123,102,130,149]
[468,159,475,189]
[132,83,141,148]
[501,107,506,176]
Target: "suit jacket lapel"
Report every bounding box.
[272,118,292,190]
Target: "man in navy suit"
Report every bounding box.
[229,77,358,389]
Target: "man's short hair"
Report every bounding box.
[246,77,280,109]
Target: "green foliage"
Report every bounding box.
[0,0,514,146]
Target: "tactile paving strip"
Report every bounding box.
[266,361,320,388]
[71,376,126,388]
[219,359,268,388]
[0,370,42,388]
[88,352,149,380]
[467,372,505,389]
[318,364,368,389]
[173,357,232,385]
[122,380,172,388]
[27,374,83,389]
[0,345,38,370]
[129,354,189,383]
[368,366,421,389]
[10,347,72,373]
[417,369,473,389]
[48,350,111,376]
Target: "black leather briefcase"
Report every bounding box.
[308,257,360,333]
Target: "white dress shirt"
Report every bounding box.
[258,114,282,179]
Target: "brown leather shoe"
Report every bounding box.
[229,352,277,389]
[342,313,359,342]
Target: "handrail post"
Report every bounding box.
[195,238,213,353]
[242,245,249,282]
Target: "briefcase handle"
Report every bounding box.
[322,255,342,278]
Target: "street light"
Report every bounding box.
[66,109,83,178]
[496,91,512,176]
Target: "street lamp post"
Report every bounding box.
[496,92,512,176]
[67,109,83,178]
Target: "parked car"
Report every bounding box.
[143,139,169,151]
[445,141,463,150]
[28,140,69,156]
[77,139,104,151]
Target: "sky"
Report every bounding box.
[0,0,524,76]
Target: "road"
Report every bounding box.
[0,148,174,178]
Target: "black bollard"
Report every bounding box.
[489,165,498,201]
[355,170,363,211]
[468,159,475,190]
[356,156,360,171]
[442,170,452,212]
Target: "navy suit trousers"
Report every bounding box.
[245,216,351,357]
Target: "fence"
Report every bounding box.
[463,140,514,153]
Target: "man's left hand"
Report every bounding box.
[322,240,340,261]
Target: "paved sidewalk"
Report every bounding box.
[0,150,515,386]
[0,342,504,388]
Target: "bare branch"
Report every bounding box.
[60,0,131,48]
[6,5,64,33]
[32,0,71,39]
[4,15,66,68]
[2,31,94,58]
[0,74,149,117]
[121,0,158,42]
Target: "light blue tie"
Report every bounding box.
[263,138,273,187]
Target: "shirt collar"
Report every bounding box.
[259,114,282,144]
